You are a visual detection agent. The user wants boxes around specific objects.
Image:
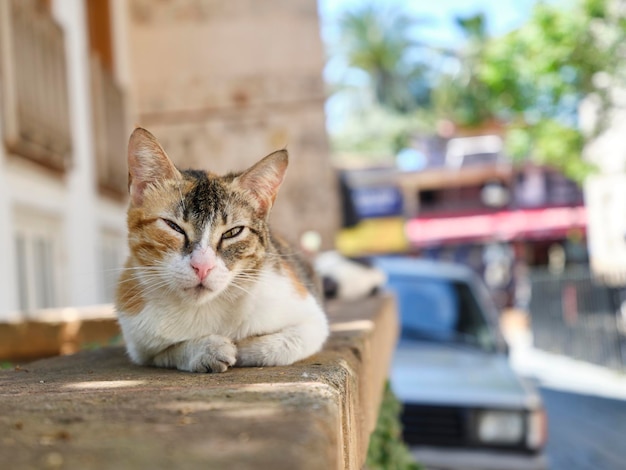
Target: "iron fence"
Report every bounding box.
[528,266,626,370]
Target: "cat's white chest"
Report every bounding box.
[234,269,318,337]
[119,267,319,362]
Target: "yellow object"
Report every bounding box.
[336,218,408,257]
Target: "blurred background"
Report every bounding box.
[323,0,626,377]
[1,0,626,468]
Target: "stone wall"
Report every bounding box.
[125,0,339,248]
[0,295,399,470]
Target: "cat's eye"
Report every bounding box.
[222,226,244,240]
[162,219,186,236]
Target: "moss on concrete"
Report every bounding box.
[366,382,422,470]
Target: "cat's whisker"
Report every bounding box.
[116,272,168,285]
[231,276,272,288]
[219,289,245,304]
[227,282,255,298]
[235,271,270,280]
[122,280,176,304]
[230,275,285,292]
[233,275,285,289]
[238,273,318,294]
[118,268,165,277]
[108,266,164,271]
[122,281,168,299]
[234,272,290,285]
[109,267,168,278]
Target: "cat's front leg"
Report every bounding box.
[152,335,237,373]
[236,316,328,367]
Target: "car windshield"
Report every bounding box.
[389,276,496,352]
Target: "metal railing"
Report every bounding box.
[528,266,626,370]
[0,0,72,170]
[90,56,127,197]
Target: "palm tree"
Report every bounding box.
[338,5,430,113]
[434,13,495,127]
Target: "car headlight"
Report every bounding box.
[476,410,524,445]
[526,408,547,450]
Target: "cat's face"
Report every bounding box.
[123,128,287,306]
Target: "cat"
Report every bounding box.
[115,127,329,373]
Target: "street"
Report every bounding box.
[540,387,626,470]
[509,331,626,470]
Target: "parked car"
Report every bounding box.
[371,256,547,470]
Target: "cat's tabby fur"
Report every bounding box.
[115,128,329,373]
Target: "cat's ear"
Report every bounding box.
[127,127,181,205]
[236,149,288,213]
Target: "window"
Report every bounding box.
[13,209,64,312]
[15,234,29,311]
[390,276,496,351]
[0,0,72,170]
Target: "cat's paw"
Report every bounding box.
[236,334,299,367]
[187,336,237,373]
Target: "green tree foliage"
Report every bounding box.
[328,4,435,163]
[331,105,431,163]
[330,0,625,180]
[338,5,431,113]
[433,13,494,127]
[474,0,623,181]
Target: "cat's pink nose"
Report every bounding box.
[190,250,215,282]
[192,262,212,281]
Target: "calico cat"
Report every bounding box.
[115,128,329,373]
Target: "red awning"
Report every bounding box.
[406,206,587,247]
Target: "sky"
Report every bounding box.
[317,0,542,132]
[318,0,540,47]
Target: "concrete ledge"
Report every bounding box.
[0,295,398,470]
[0,305,119,361]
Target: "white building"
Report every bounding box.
[0,0,130,321]
[582,88,626,278]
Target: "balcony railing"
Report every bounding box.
[90,56,127,197]
[0,0,72,171]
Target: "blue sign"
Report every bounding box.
[351,186,404,218]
